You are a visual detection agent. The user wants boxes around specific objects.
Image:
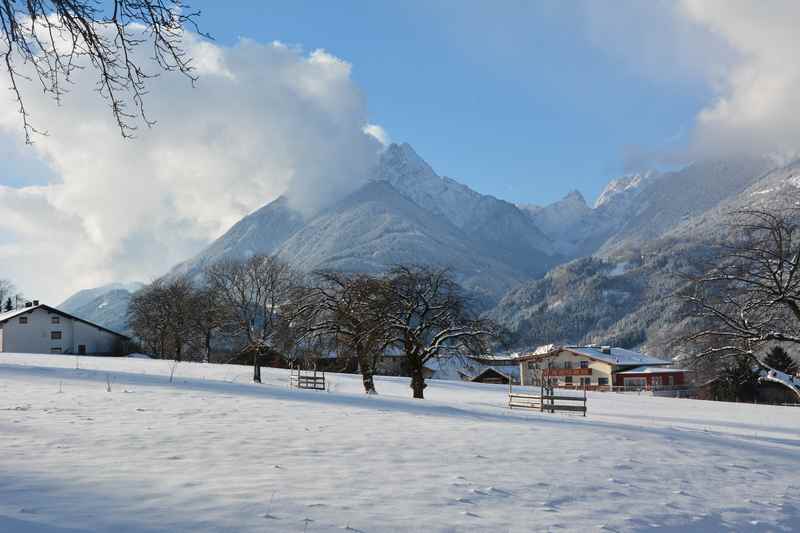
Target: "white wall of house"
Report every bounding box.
[0,307,123,355]
[519,350,613,386]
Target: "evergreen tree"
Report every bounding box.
[712,357,760,402]
[764,346,799,375]
[3,298,11,312]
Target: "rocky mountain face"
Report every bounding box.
[169,143,560,303]
[59,282,143,335]
[491,157,800,353]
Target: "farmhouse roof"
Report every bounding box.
[0,304,130,340]
[516,345,671,367]
[467,366,514,382]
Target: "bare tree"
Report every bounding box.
[128,275,200,361]
[205,255,298,383]
[680,207,800,370]
[0,1,206,142]
[303,271,391,394]
[189,285,229,363]
[0,278,16,310]
[381,265,499,399]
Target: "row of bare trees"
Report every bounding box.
[128,258,500,399]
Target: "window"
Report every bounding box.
[580,377,591,386]
[563,361,573,369]
[51,331,62,340]
[50,347,62,353]
[580,360,589,369]
[51,316,60,324]
[598,377,609,386]
[78,345,86,355]
[564,376,573,384]
[19,316,28,324]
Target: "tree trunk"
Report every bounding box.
[357,352,377,394]
[253,350,262,383]
[204,330,212,363]
[410,364,426,399]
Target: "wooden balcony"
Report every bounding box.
[543,367,592,377]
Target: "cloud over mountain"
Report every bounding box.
[0,33,383,302]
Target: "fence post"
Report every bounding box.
[540,380,544,413]
[583,385,587,417]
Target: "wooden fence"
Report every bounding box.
[289,366,326,391]
[508,381,587,416]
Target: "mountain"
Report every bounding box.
[169,143,560,302]
[515,157,774,262]
[490,157,798,354]
[59,282,143,334]
[170,195,305,277]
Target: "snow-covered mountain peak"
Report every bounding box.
[562,189,588,207]
[378,142,438,183]
[594,172,654,209]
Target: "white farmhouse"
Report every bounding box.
[0,302,129,355]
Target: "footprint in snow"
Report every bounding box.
[487,486,511,495]
[462,511,480,518]
[262,513,279,520]
[456,497,474,504]
[471,489,488,496]
[307,503,326,508]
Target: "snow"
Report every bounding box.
[563,346,672,367]
[760,369,800,401]
[1,353,799,532]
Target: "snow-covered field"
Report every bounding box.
[1,354,798,532]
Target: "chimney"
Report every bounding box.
[601,346,611,354]
[24,302,32,308]
[32,300,39,306]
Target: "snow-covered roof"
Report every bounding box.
[0,304,130,339]
[616,366,689,374]
[466,366,514,382]
[760,369,800,401]
[564,346,671,367]
[0,306,36,323]
[515,345,671,367]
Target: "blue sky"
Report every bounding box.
[183,0,713,205]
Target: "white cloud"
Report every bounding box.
[679,0,800,158]
[364,124,390,147]
[584,0,800,161]
[0,34,383,303]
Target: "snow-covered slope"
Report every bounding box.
[169,196,305,278]
[58,282,143,334]
[521,157,773,260]
[490,157,796,353]
[277,180,530,301]
[169,143,558,301]
[1,353,799,532]
[377,143,554,269]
